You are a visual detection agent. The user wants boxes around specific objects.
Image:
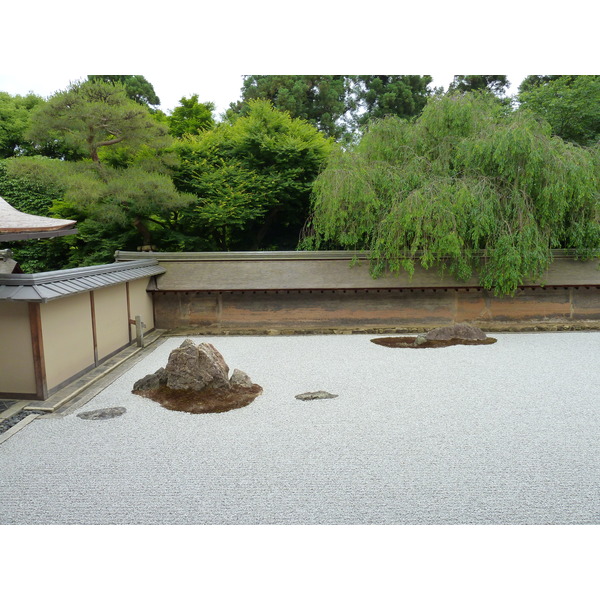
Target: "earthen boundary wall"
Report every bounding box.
[115,251,600,334]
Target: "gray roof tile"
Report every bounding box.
[0,259,165,302]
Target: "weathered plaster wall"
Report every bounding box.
[40,293,95,391]
[0,302,36,395]
[153,286,600,333]
[128,278,155,340]
[94,285,129,361]
[127,251,599,333]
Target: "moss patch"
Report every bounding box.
[371,336,497,349]
[133,384,263,414]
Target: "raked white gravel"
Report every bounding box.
[1,332,599,524]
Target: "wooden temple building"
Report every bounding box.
[0,197,161,401]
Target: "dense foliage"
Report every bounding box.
[304,93,600,296]
[0,92,45,158]
[2,156,196,267]
[448,75,510,96]
[231,75,436,142]
[1,75,599,288]
[231,76,349,140]
[347,76,434,130]
[87,75,161,107]
[26,80,171,162]
[0,159,72,271]
[518,75,600,146]
[168,95,216,137]
[171,100,332,250]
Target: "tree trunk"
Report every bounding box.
[252,207,281,250]
[133,217,152,246]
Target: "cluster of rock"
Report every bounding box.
[132,339,262,414]
[133,339,252,392]
[128,326,494,415]
[371,323,496,349]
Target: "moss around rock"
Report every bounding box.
[372,324,496,349]
[135,384,263,414]
[371,336,497,349]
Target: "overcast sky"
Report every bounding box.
[1,1,595,117]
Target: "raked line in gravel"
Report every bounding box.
[0,332,598,525]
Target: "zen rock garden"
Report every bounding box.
[132,339,263,414]
[130,325,495,416]
[371,323,497,349]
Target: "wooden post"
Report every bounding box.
[125,281,132,344]
[28,303,48,400]
[90,291,99,366]
[129,315,146,347]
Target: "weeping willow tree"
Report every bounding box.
[302,92,600,296]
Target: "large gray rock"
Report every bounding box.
[165,339,230,391]
[424,323,487,341]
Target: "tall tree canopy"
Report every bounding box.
[12,80,193,265]
[448,75,510,96]
[518,75,600,146]
[26,79,171,162]
[233,75,435,142]
[3,155,195,266]
[304,92,600,296]
[517,75,562,94]
[347,75,434,128]
[87,75,161,107]
[0,92,45,158]
[172,99,333,251]
[168,95,216,137]
[232,75,348,140]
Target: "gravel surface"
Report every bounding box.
[1,332,599,525]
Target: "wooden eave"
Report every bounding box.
[0,196,77,241]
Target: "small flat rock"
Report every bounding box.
[77,407,127,420]
[295,391,339,401]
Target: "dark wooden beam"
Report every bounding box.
[90,291,98,366]
[125,281,132,343]
[28,303,48,400]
